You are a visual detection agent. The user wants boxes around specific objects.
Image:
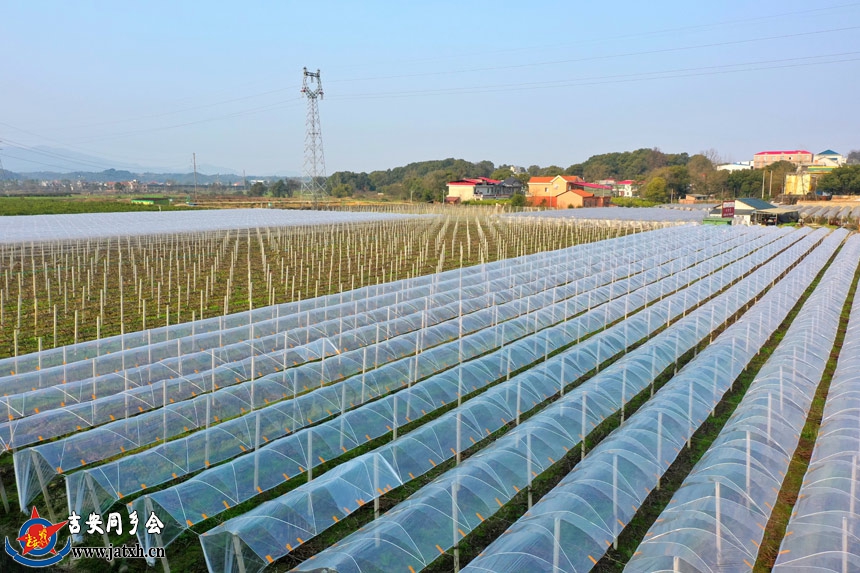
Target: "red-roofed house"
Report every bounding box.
[446,177,505,202]
[753,150,812,169]
[526,175,612,208]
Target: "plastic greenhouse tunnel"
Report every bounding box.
[466,230,856,573]
[17,227,726,510]
[625,231,858,572]
[772,239,860,572]
[200,228,823,573]
[134,226,779,557]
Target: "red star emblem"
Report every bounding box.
[16,507,68,556]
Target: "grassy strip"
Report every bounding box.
[752,248,860,572]
[590,236,846,571]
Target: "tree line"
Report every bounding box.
[324,147,860,202]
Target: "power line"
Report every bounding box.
[12,10,858,139]
[326,2,860,73]
[327,52,860,100]
[0,152,98,172]
[329,24,860,84]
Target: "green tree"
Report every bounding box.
[513,172,531,185]
[330,183,353,198]
[539,165,565,177]
[404,176,428,202]
[564,163,584,177]
[847,150,860,165]
[248,182,267,196]
[510,192,527,207]
[642,176,668,203]
[268,179,290,198]
[423,169,455,202]
[652,165,690,201]
[113,182,125,192]
[764,160,797,196]
[491,167,512,181]
[686,154,714,178]
[686,154,727,197]
[726,169,765,198]
[817,165,860,194]
[583,162,611,182]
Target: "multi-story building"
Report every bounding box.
[597,179,639,197]
[753,150,812,169]
[527,175,612,208]
[813,149,846,167]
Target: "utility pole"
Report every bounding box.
[300,67,327,205]
[761,169,766,200]
[192,153,198,203]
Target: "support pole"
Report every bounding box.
[526,431,533,509]
[307,430,313,482]
[746,430,752,509]
[612,453,619,550]
[452,478,460,573]
[656,411,663,491]
[456,411,462,465]
[373,455,380,521]
[231,533,246,573]
[32,450,58,524]
[253,413,261,494]
[392,394,398,440]
[715,480,722,564]
[85,473,112,561]
[581,392,587,458]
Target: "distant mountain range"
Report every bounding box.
[0,145,299,183]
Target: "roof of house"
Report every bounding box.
[447,177,501,186]
[754,150,812,156]
[575,182,613,190]
[558,175,584,183]
[817,149,840,156]
[500,177,523,186]
[736,197,776,210]
[528,177,555,183]
[616,180,636,185]
[566,188,594,198]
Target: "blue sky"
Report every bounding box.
[1,1,859,175]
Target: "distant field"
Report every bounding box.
[0,196,197,216]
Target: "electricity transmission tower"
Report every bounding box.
[300,67,327,201]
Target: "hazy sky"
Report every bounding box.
[2,1,859,175]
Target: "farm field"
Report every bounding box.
[0,211,655,358]
[0,196,200,217]
[0,215,857,573]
